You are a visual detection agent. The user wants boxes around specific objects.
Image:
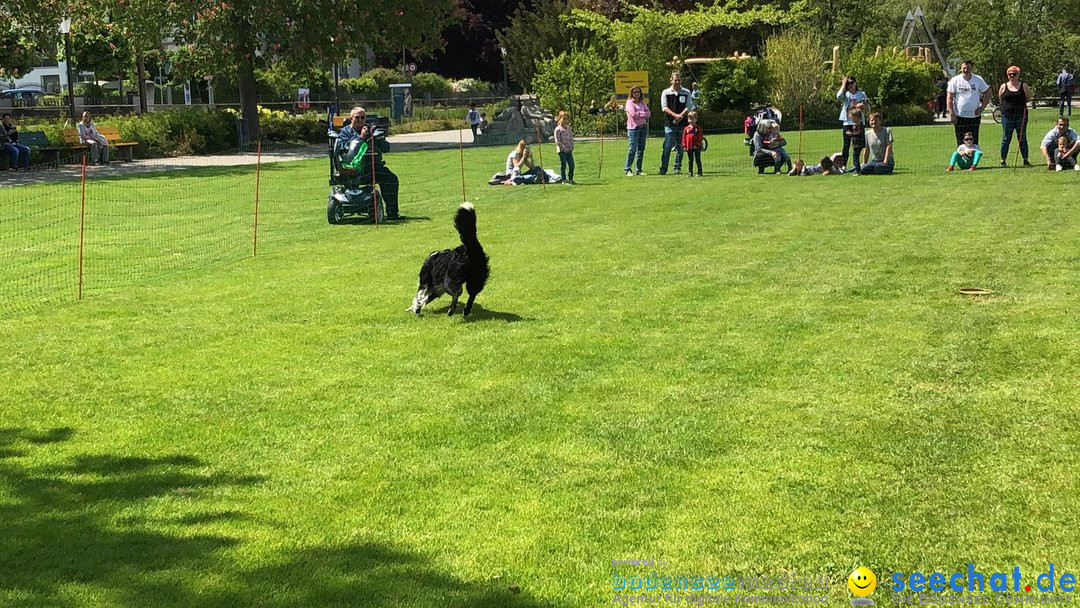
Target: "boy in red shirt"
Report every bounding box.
[682,111,704,177]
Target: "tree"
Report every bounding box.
[568,2,800,112]
[170,0,460,142]
[0,0,61,80]
[496,0,590,89]
[532,45,615,120]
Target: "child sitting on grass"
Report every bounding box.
[788,153,845,176]
[1056,135,1078,171]
[947,132,983,171]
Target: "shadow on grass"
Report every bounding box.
[419,303,526,323]
[0,428,554,608]
[337,215,433,226]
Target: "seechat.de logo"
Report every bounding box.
[849,567,877,605]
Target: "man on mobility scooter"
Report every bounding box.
[327,106,401,224]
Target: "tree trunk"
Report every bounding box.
[136,51,148,114]
[234,40,259,144]
[238,61,259,144]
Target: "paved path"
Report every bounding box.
[0,129,479,188]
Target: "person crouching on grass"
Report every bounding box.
[554,111,576,184]
[947,132,983,171]
[681,111,704,177]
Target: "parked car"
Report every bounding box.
[0,88,48,106]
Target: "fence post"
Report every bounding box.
[252,140,261,257]
[77,152,87,300]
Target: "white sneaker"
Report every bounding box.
[626,170,634,177]
[1075,164,1079,171]
[1056,165,1063,171]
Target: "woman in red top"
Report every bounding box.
[681,111,704,177]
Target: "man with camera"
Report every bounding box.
[338,106,400,220]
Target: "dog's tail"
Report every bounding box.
[454,202,482,253]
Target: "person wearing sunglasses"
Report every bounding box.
[997,66,1032,167]
[947,132,982,171]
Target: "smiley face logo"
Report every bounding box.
[848,567,877,597]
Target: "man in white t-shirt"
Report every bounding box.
[946,60,990,146]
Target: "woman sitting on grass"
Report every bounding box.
[947,131,982,171]
[504,139,545,184]
[859,112,894,175]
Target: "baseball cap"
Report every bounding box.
[1007,65,1020,74]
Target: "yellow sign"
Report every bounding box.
[615,71,649,103]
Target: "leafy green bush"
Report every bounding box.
[411,72,452,98]
[698,58,769,113]
[451,78,492,95]
[764,29,831,120]
[102,108,238,157]
[533,46,615,123]
[341,77,379,98]
[843,52,937,111]
[362,67,406,93]
[256,107,326,143]
[74,83,107,98]
[878,103,935,127]
[257,63,332,98]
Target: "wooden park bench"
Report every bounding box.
[61,127,139,162]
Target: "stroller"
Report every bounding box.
[743,106,783,156]
[326,107,390,225]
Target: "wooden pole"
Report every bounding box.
[252,140,261,257]
[77,152,87,300]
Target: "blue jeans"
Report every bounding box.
[1000,111,1028,162]
[3,143,30,169]
[558,151,574,181]
[624,126,647,173]
[860,158,894,174]
[660,125,683,173]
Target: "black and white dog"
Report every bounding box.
[408,203,490,316]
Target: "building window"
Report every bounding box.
[41,75,61,93]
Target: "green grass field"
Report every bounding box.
[1,119,1078,607]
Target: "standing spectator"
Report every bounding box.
[946,132,982,171]
[859,112,895,175]
[623,86,650,176]
[1040,116,1079,170]
[1058,67,1075,116]
[77,111,109,165]
[554,111,576,184]
[836,75,869,168]
[659,71,693,175]
[997,66,1031,166]
[466,103,482,138]
[935,75,948,118]
[1,113,30,171]
[947,60,990,145]
[688,80,701,105]
[681,111,704,177]
[844,108,867,173]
